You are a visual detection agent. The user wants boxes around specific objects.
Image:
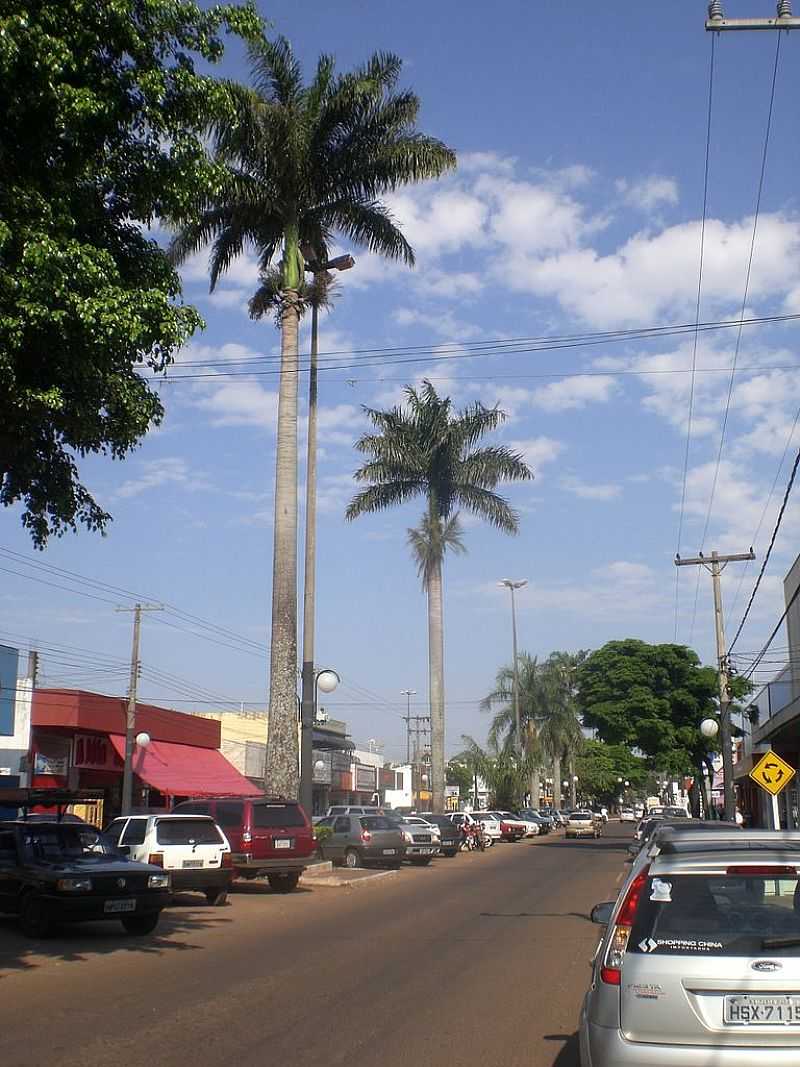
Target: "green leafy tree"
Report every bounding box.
[0,0,262,545]
[446,757,473,804]
[577,639,751,814]
[574,738,647,804]
[169,38,455,798]
[347,382,532,811]
[457,736,532,811]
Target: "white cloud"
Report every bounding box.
[561,476,622,501]
[477,173,603,256]
[179,249,260,289]
[385,187,488,256]
[195,378,279,430]
[392,306,483,340]
[599,561,655,582]
[616,175,678,213]
[114,458,211,499]
[530,374,617,412]
[505,436,564,471]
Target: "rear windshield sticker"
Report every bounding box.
[639,937,723,953]
[649,879,672,903]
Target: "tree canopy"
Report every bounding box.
[0,0,261,545]
[574,738,648,803]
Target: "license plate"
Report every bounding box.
[104,899,136,914]
[725,995,800,1025]
[274,838,293,850]
[182,859,203,868]
[417,847,432,854]
[382,848,396,855]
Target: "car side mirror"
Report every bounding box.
[116,845,130,857]
[590,901,615,925]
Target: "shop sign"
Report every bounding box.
[355,764,376,792]
[73,733,120,771]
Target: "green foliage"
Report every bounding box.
[0,0,263,545]
[577,639,748,778]
[457,735,533,811]
[313,824,333,844]
[446,758,473,799]
[574,738,648,803]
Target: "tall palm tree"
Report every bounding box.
[346,381,533,811]
[539,651,586,809]
[168,38,455,798]
[482,652,546,807]
[458,736,532,811]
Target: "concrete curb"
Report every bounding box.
[301,860,334,877]
[301,868,400,889]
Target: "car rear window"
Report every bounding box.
[215,801,243,828]
[155,819,223,845]
[630,872,800,957]
[571,813,592,821]
[360,816,395,831]
[253,803,305,828]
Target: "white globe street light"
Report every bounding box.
[135,732,151,748]
[316,669,340,694]
[700,718,719,739]
[313,759,326,775]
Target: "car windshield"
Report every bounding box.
[630,872,800,956]
[155,819,223,845]
[21,825,120,861]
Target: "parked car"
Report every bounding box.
[316,814,406,869]
[171,795,315,893]
[518,809,551,835]
[455,811,500,845]
[582,831,800,1066]
[633,803,644,818]
[491,810,539,837]
[482,812,526,841]
[565,810,601,839]
[411,814,461,857]
[386,815,441,865]
[628,818,742,863]
[619,807,635,823]
[104,813,232,905]
[0,818,170,937]
[325,805,383,817]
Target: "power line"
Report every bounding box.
[688,32,783,644]
[675,29,716,642]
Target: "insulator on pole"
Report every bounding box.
[778,0,793,18]
[708,0,725,19]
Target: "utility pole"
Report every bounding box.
[401,689,417,764]
[116,603,162,815]
[675,550,755,820]
[499,579,527,755]
[706,1,800,32]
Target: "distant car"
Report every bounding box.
[0,819,170,937]
[317,814,406,869]
[482,812,526,841]
[387,815,441,865]
[491,811,539,837]
[171,795,316,893]
[518,809,551,835]
[582,831,800,1065]
[416,814,461,857]
[104,814,232,905]
[633,803,644,818]
[566,810,601,839]
[619,807,635,823]
[462,812,502,844]
[325,805,383,817]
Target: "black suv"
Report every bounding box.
[0,819,171,937]
[415,814,462,857]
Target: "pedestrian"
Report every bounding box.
[735,806,744,827]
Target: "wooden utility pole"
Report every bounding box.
[116,603,162,815]
[675,550,754,820]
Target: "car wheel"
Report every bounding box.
[344,848,361,869]
[267,873,301,894]
[20,894,51,938]
[387,861,402,870]
[205,888,228,906]
[410,857,432,866]
[444,850,458,858]
[122,913,160,936]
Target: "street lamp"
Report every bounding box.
[700,717,719,739]
[498,579,528,754]
[300,667,340,815]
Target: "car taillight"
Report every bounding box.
[726,865,797,876]
[242,830,252,844]
[600,865,649,986]
[221,853,233,868]
[148,853,164,867]
[360,830,372,844]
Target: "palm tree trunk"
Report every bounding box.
[299,300,319,815]
[568,753,577,808]
[552,753,562,811]
[428,554,445,812]
[264,288,300,797]
[529,766,540,810]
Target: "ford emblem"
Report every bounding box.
[752,960,782,972]
[116,877,126,889]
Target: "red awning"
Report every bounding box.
[108,735,261,798]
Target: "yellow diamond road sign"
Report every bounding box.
[749,751,796,797]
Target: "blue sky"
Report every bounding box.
[4,2,800,759]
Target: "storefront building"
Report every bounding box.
[31,689,259,825]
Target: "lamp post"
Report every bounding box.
[300,253,354,807]
[498,579,528,754]
[132,732,150,811]
[300,667,339,815]
[700,717,720,819]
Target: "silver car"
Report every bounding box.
[581,831,800,1065]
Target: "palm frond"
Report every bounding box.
[345,480,424,521]
[452,484,520,533]
[407,512,466,587]
[456,446,534,489]
[248,36,304,107]
[311,200,414,265]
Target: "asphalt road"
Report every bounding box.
[0,824,629,1067]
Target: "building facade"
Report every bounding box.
[0,645,34,800]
